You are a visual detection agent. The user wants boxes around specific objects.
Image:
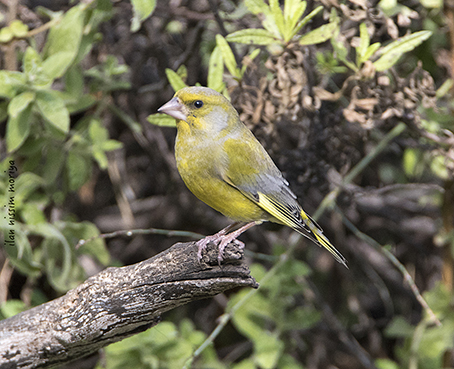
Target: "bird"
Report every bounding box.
[158,86,347,268]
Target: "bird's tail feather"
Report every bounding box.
[298,210,348,268]
[256,193,348,268]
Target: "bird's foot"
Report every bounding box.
[196,221,257,265]
[195,232,244,265]
[195,223,239,261]
[216,234,245,265]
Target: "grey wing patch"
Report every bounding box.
[223,169,296,205]
[223,169,303,223]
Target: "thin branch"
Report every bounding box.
[26,17,61,37]
[307,279,378,369]
[76,227,204,249]
[336,206,441,327]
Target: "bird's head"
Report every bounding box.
[158,86,239,134]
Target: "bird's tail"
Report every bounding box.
[254,192,348,268]
[298,210,348,268]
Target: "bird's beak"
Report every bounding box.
[158,97,187,122]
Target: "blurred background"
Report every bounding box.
[0,0,453,368]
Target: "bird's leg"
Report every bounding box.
[196,222,240,260]
[216,221,259,265]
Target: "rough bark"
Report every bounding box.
[0,240,257,369]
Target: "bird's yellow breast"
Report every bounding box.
[175,122,268,222]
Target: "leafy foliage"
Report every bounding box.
[0,1,127,291]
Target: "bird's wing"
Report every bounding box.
[221,133,314,232]
[221,133,347,267]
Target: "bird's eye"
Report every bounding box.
[194,100,204,109]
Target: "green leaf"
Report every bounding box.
[13,172,45,208]
[269,0,285,39]
[375,358,400,369]
[239,49,260,75]
[130,0,156,32]
[6,105,32,152]
[420,0,442,7]
[89,118,109,144]
[68,221,110,265]
[9,20,29,37]
[363,43,381,63]
[42,145,65,184]
[255,333,284,369]
[385,316,415,338]
[292,5,323,38]
[92,148,108,169]
[8,91,35,118]
[226,29,280,45]
[21,202,47,225]
[403,148,423,177]
[262,14,281,38]
[63,66,98,113]
[66,151,92,190]
[241,48,261,75]
[418,321,454,360]
[331,30,359,72]
[101,140,123,152]
[284,0,307,39]
[23,47,42,76]
[175,64,187,81]
[64,66,84,98]
[35,90,70,133]
[43,5,84,78]
[245,0,269,14]
[357,23,370,63]
[299,20,338,45]
[423,282,452,316]
[373,30,432,72]
[284,0,307,26]
[430,154,449,180]
[249,48,261,61]
[165,68,187,92]
[35,224,73,292]
[356,24,381,65]
[229,289,273,341]
[0,300,27,319]
[436,78,454,98]
[207,46,224,92]
[66,94,97,114]
[42,52,79,81]
[147,113,177,127]
[2,227,42,276]
[74,32,98,65]
[0,26,13,43]
[0,71,27,98]
[24,47,52,88]
[216,34,241,79]
[43,6,83,56]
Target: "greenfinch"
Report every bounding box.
[158,86,347,268]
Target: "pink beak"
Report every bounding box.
[158,97,187,121]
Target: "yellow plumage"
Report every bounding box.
[158,86,347,267]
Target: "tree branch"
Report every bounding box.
[0,240,257,369]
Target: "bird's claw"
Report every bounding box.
[195,233,244,266]
[217,237,244,266]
